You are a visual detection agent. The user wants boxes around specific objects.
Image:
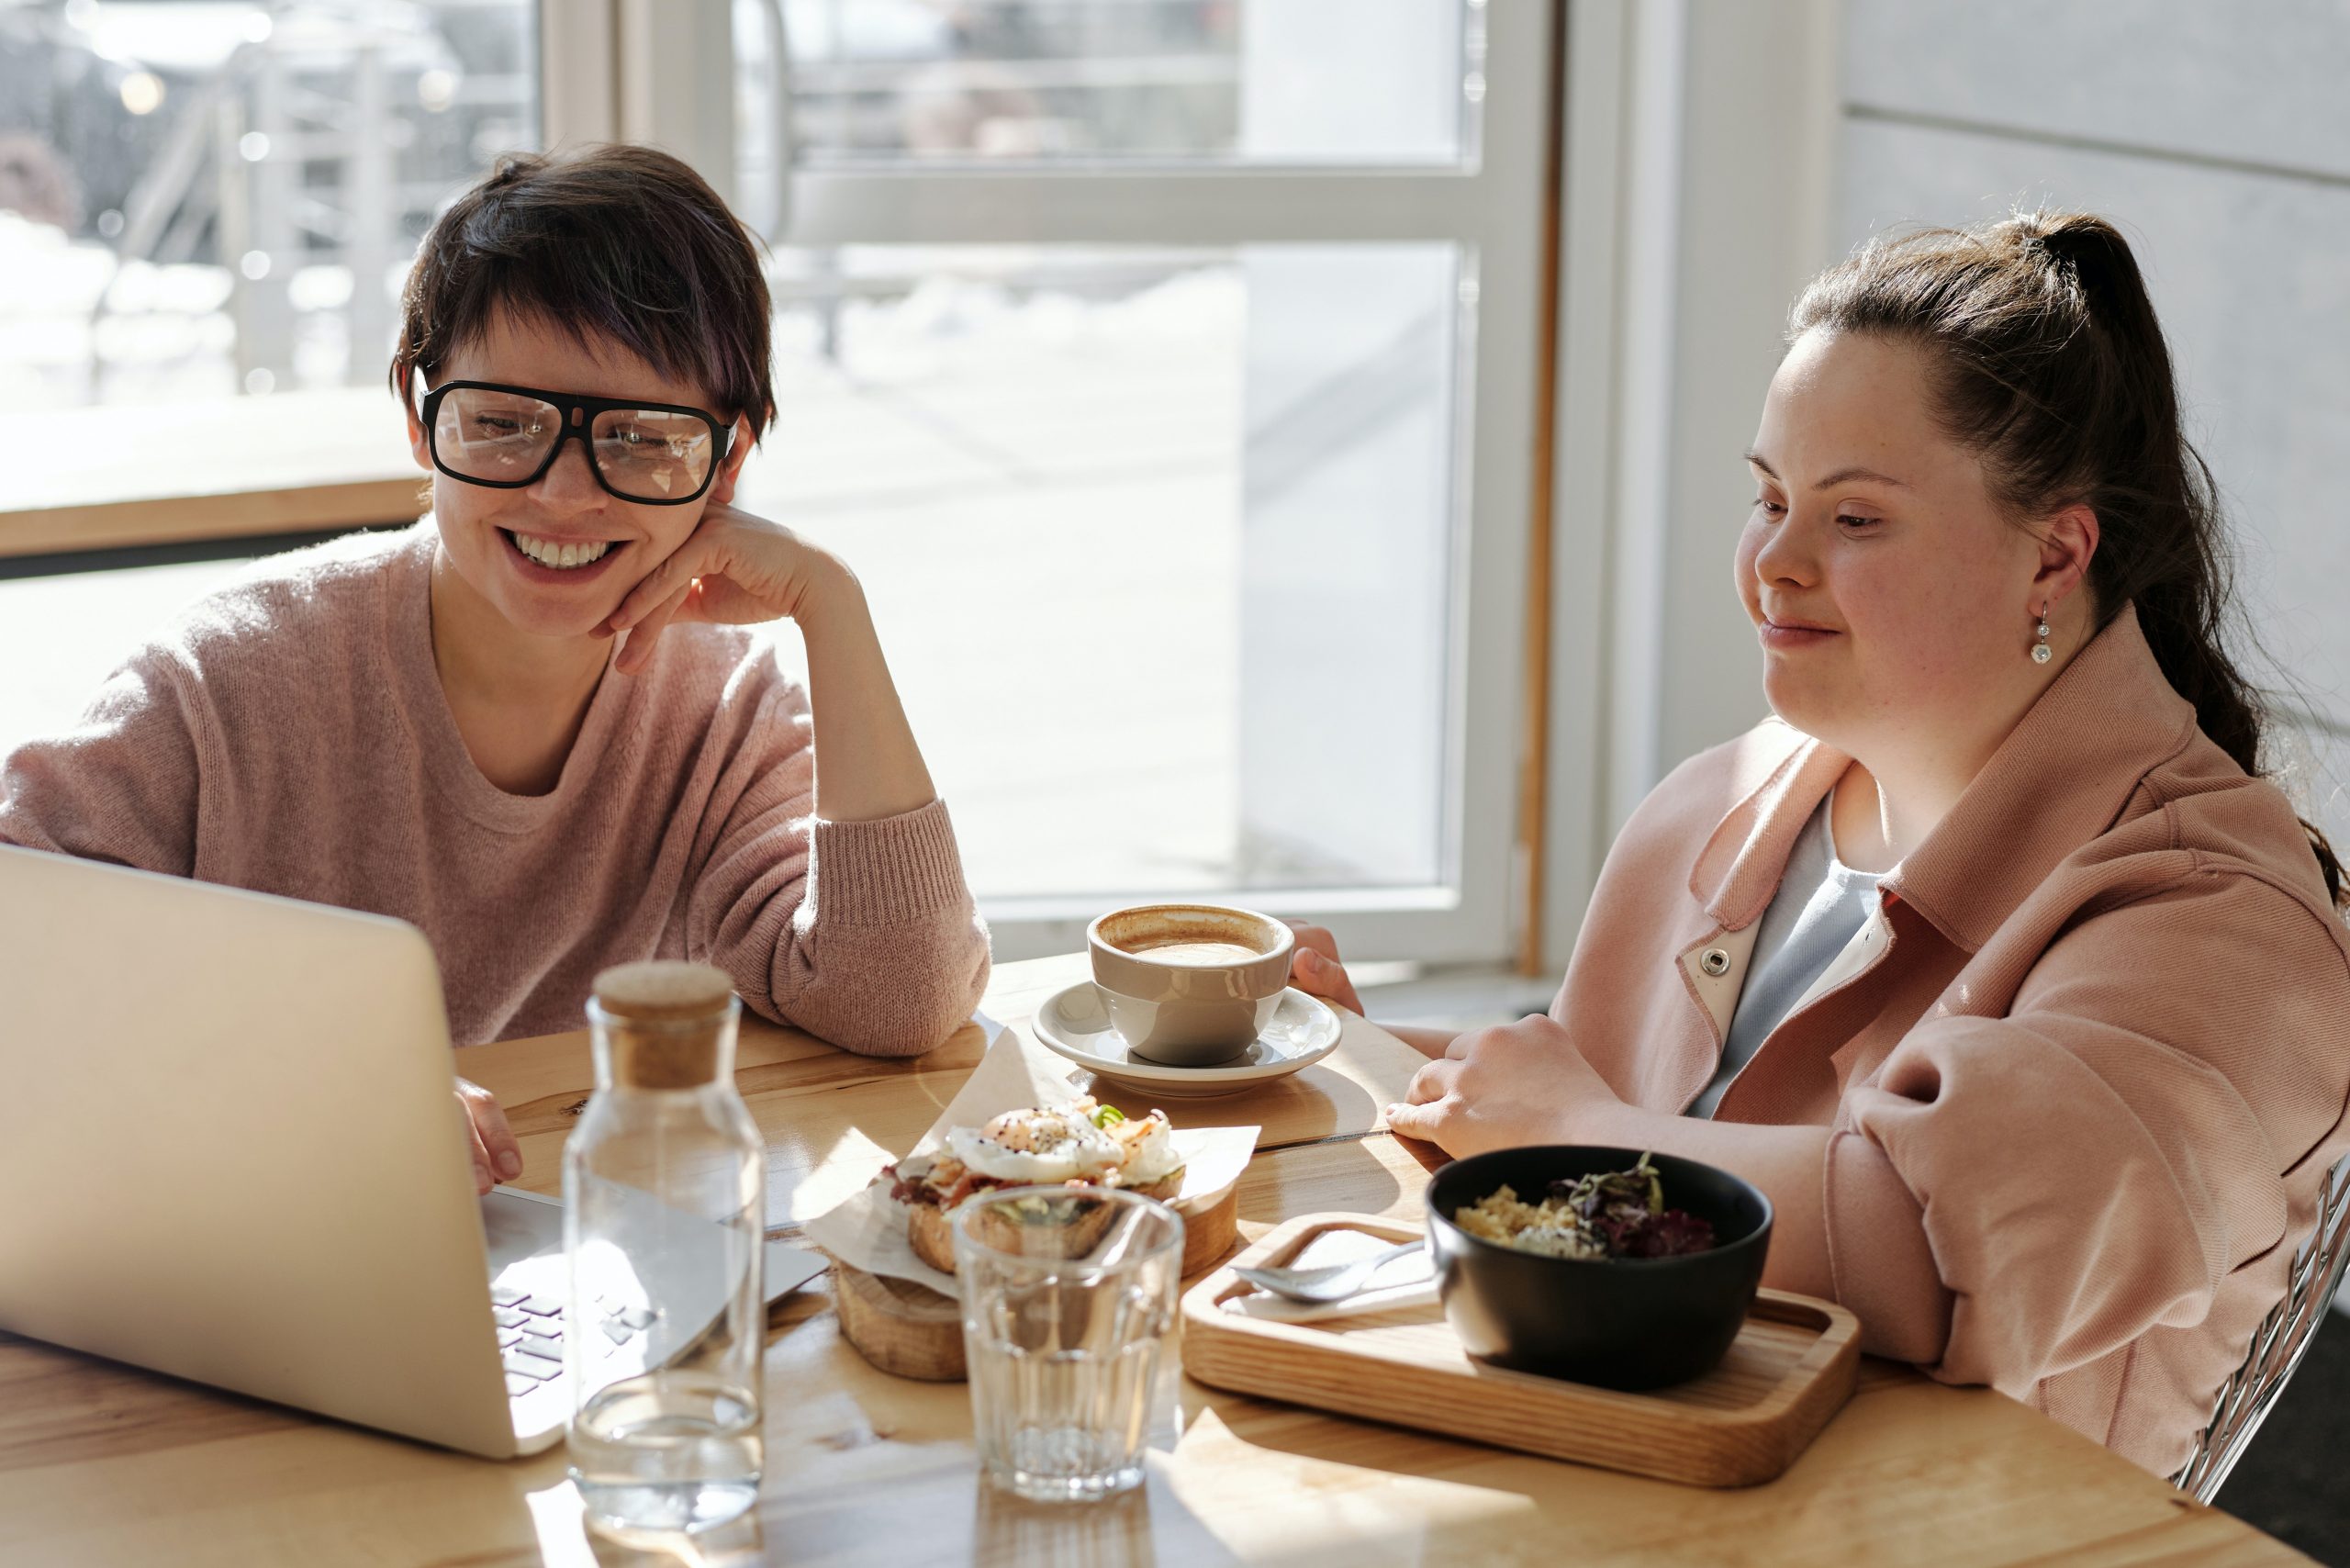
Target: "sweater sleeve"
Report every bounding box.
[681,678,990,1058]
[1830,870,2350,1395]
[0,647,207,875]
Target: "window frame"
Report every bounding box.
[2,1,1561,972]
[565,0,1559,966]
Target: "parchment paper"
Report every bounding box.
[800,1023,1259,1295]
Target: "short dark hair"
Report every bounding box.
[391,144,774,439]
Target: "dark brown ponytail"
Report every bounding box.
[1790,209,2346,911]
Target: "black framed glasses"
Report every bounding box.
[417,379,733,506]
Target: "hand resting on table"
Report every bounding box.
[455,1075,523,1194]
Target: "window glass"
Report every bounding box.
[741,241,1466,899]
[0,0,537,414]
[731,0,1476,201]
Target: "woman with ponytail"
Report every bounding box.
[1293,211,2350,1475]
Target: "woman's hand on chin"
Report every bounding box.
[602,501,849,674]
[1383,1014,1627,1158]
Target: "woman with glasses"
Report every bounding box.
[0,146,990,1193]
[1290,212,2350,1477]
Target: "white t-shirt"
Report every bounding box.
[1685,794,1883,1119]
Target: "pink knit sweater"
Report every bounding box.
[0,522,990,1050]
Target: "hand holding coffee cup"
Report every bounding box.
[1087,904,1295,1066]
[1285,922,1365,1015]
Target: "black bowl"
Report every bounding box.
[1425,1146,1773,1391]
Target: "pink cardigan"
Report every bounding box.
[1554,604,2350,1473]
[0,523,990,1050]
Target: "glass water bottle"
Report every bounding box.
[565,961,765,1536]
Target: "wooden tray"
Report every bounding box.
[1181,1213,1861,1487]
[834,1182,1240,1382]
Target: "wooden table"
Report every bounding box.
[0,956,2309,1565]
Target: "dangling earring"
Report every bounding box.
[2031,604,2053,665]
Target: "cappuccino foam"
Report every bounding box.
[1131,939,1265,966]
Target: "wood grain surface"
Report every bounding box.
[1182,1213,1860,1487]
[831,1263,968,1383]
[0,954,2310,1567]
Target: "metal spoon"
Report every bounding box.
[1231,1239,1425,1304]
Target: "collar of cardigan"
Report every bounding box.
[1686,601,2197,953]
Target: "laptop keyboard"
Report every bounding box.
[491,1284,654,1398]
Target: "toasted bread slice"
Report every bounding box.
[1125,1168,1184,1203]
[909,1170,1188,1272]
[908,1200,959,1274]
[957,1190,1118,1262]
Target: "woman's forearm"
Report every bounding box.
[796,561,937,823]
[1384,1024,1459,1059]
[1577,1101,1836,1301]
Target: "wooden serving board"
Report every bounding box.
[833,1261,968,1381]
[1181,1213,1861,1488]
[834,1183,1240,1382]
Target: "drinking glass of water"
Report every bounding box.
[953,1185,1184,1504]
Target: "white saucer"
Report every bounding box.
[1029,982,1343,1098]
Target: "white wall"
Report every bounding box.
[1541,0,1842,971]
[1835,0,2350,855]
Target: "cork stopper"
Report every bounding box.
[590,961,737,1089]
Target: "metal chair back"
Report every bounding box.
[2171,1150,2350,1503]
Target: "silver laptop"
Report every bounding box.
[0,845,822,1458]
